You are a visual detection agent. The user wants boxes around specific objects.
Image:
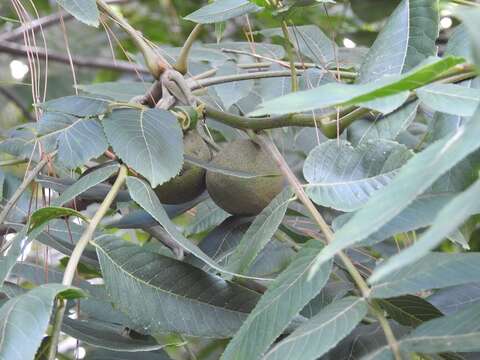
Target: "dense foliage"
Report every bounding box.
[0,0,480,359]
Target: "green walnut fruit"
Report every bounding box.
[154,131,211,204]
[206,139,283,216]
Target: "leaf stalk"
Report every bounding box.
[47,165,128,360]
[175,24,203,75]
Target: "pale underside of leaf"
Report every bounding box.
[185,0,262,24]
[56,0,100,27]
[304,139,412,212]
[369,178,480,284]
[263,297,368,360]
[369,253,480,298]
[306,106,480,280]
[221,240,333,360]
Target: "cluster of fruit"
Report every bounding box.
[155,131,284,216]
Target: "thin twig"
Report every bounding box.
[0,0,127,43]
[257,135,403,360]
[0,41,150,74]
[190,69,307,89]
[47,165,128,360]
[222,48,292,68]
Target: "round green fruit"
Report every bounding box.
[154,131,211,204]
[206,139,283,216]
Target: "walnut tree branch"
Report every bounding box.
[0,0,128,43]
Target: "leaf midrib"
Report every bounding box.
[93,240,252,316]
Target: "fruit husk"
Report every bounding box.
[155,130,211,204]
[206,139,283,216]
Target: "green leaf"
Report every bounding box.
[38,112,109,168]
[77,81,153,102]
[221,240,332,360]
[56,0,100,27]
[205,41,285,60]
[369,253,480,298]
[188,217,296,278]
[307,106,480,279]
[358,0,439,83]
[454,6,480,67]
[52,163,120,206]
[10,261,78,286]
[84,349,171,360]
[32,220,100,267]
[0,229,28,286]
[127,177,260,278]
[417,83,480,117]
[334,323,410,360]
[0,284,84,360]
[250,57,463,116]
[62,318,166,352]
[350,0,400,22]
[377,295,443,327]
[304,139,412,212]
[446,24,473,62]
[257,65,292,102]
[103,109,183,188]
[404,302,480,353]
[429,283,480,315]
[184,155,264,178]
[186,217,251,270]
[227,188,293,275]
[349,101,419,144]
[248,240,296,278]
[369,179,480,284]
[213,62,254,109]
[333,194,457,247]
[260,25,337,65]
[184,199,230,236]
[37,174,131,202]
[185,0,262,24]
[1,173,35,223]
[39,95,109,117]
[263,297,368,360]
[29,206,88,234]
[301,280,355,318]
[365,301,480,358]
[0,220,92,287]
[278,0,335,14]
[0,125,50,163]
[92,235,259,338]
